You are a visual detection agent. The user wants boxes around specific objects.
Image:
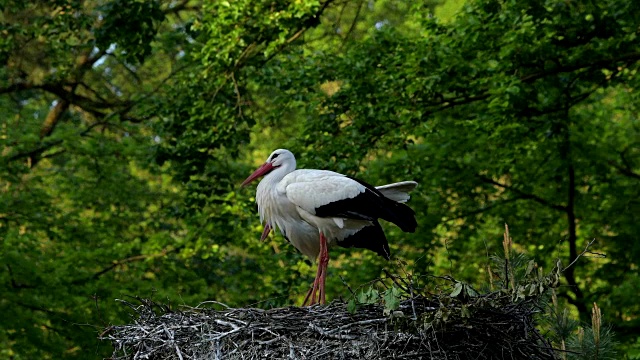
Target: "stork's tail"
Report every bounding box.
[376,181,418,203]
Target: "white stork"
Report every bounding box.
[241,149,418,305]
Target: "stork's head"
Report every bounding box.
[241,149,296,187]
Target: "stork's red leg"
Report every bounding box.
[317,232,329,304]
[303,232,329,306]
[260,223,271,241]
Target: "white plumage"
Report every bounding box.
[242,149,418,304]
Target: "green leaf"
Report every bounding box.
[383,288,401,312]
[347,299,357,314]
[450,282,463,297]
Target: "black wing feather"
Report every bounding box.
[314,176,417,233]
[337,221,390,259]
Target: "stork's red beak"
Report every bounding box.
[241,162,275,187]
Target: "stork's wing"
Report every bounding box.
[282,170,417,232]
[281,170,368,218]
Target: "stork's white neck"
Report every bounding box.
[262,156,296,187]
[255,155,297,229]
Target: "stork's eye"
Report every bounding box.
[271,153,280,160]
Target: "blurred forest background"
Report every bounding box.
[1,0,639,358]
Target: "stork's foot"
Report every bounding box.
[303,265,327,305]
[303,278,320,306]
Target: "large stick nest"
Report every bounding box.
[100,290,558,360]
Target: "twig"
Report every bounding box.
[163,324,184,360]
[194,300,231,309]
[563,238,600,272]
[308,323,357,340]
[339,274,355,296]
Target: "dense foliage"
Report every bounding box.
[1,0,639,358]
